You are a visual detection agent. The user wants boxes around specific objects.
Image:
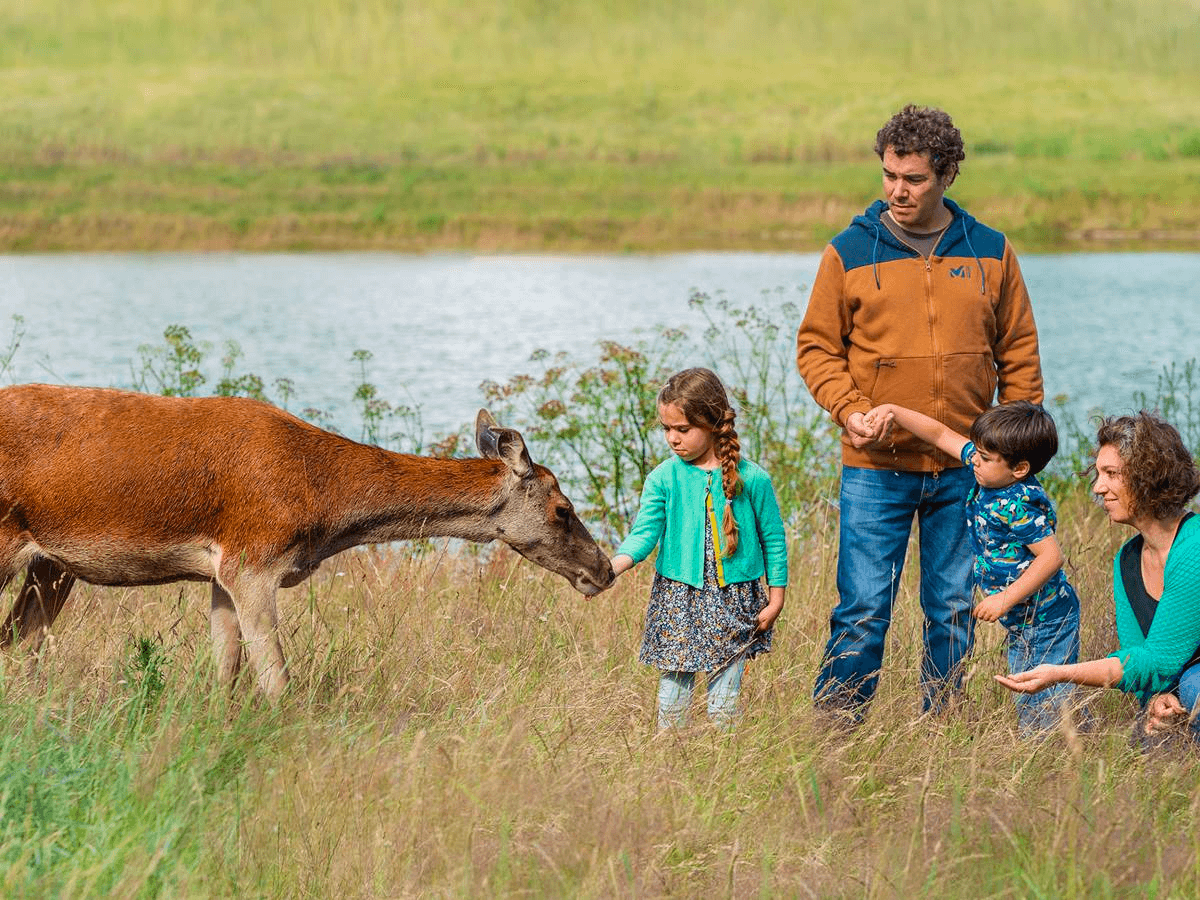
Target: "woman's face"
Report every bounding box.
[1093,444,1134,525]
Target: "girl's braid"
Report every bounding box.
[714,406,743,556]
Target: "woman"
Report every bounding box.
[997,412,1200,736]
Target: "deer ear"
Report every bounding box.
[475,409,533,478]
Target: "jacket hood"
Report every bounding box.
[850,198,987,293]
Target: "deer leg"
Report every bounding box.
[225,574,289,701]
[1,557,76,652]
[210,581,244,685]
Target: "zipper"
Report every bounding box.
[888,229,940,472]
[885,216,952,473]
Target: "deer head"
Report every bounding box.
[475,409,614,595]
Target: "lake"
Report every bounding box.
[2,252,1198,443]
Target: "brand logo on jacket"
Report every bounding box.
[949,266,971,279]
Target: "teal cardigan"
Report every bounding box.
[1109,514,1200,699]
[616,455,789,589]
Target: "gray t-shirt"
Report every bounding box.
[881,209,949,259]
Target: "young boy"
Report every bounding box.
[864,399,1081,732]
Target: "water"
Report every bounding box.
[2,252,1198,442]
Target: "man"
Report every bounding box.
[796,104,1044,719]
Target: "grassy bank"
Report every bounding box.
[2,1,1199,252]
[2,487,1197,897]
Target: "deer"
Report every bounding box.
[0,383,614,699]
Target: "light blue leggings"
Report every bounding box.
[657,657,747,729]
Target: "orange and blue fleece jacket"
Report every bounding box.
[796,198,1044,472]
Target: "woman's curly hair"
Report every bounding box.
[658,367,743,556]
[1095,412,1200,521]
[874,104,966,183]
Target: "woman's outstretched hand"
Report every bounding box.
[994,665,1060,694]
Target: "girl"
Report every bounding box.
[611,368,788,728]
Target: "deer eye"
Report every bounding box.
[554,504,573,525]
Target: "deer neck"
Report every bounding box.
[317,450,508,548]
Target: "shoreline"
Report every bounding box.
[3,218,1198,255]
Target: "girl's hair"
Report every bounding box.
[1094,412,1200,521]
[658,368,743,556]
[969,400,1058,475]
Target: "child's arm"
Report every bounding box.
[610,554,635,577]
[756,585,785,632]
[973,534,1065,622]
[865,402,970,460]
[609,464,668,582]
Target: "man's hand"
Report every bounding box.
[846,411,890,449]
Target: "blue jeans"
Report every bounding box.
[814,465,976,715]
[1007,604,1080,733]
[657,657,747,729]
[1174,662,1200,737]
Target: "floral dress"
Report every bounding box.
[639,520,772,673]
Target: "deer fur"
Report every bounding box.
[0,384,614,698]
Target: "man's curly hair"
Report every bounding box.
[1094,412,1200,521]
[874,105,966,183]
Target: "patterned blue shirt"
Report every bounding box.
[961,441,1078,628]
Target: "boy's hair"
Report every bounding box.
[874,104,965,184]
[969,400,1058,475]
[1094,412,1200,520]
[658,368,743,556]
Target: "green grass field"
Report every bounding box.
[1,0,1198,251]
[2,488,1197,898]
[4,4,1200,896]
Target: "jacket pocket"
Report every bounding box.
[942,351,998,425]
[860,355,937,411]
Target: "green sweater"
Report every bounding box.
[1109,514,1200,699]
[616,455,789,589]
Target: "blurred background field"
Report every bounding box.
[1,0,1198,251]
[5,2,1200,896]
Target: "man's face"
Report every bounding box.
[881,146,950,233]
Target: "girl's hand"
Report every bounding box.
[994,665,1060,694]
[610,554,634,578]
[755,588,785,632]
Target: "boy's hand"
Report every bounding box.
[861,404,895,436]
[847,409,892,448]
[972,590,1016,622]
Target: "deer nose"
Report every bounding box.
[576,562,615,594]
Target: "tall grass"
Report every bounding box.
[4,309,1200,895]
[1,499,1197,897]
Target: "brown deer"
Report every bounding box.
[0,384,614,699]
